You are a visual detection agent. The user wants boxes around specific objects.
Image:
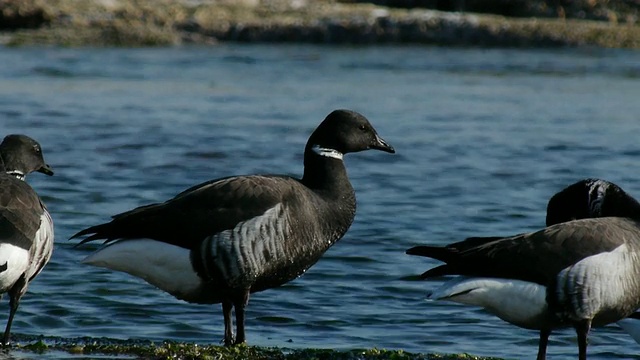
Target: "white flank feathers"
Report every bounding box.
[83,239,202,301]
[27,211,54,280]
[0,243,30,291]
[555,244,630,321]
[429,277,548,329]
[617,318,640,344]
[205,203,289,288]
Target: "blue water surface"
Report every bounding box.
[2,45,640,359]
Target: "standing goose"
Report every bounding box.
[407,178,640,358]
[71,109,395,346]
[0,134,54,345]
[546,178,640,344]
[407,216,640,359]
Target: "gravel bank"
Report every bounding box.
[1,0,639,47]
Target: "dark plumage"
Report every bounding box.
[545,178,640,344]
[407,217,640,360]
[0,134,54,345]
[406,178,640,360]
[72,109,394,346]
[546,178,640,226]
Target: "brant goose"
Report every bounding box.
[0,134,54,345]
[407,178,640,358]
[407,217,640,359]
[546,178,640,344]
[72,109,395,346]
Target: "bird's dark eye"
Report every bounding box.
[33,146,41,154]
[359,125,367,131]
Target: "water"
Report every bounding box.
[1,44,640,359]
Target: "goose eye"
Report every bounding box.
[359,125,367,131]
[33,145,41,154]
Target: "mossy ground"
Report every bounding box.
[8,335,502,360]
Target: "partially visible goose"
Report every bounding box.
[546,178,640,344]
[0,134,54,345]
[546,178,640,226]
[407,217,640,359]
[71,109,395,346]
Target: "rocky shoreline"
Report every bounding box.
[1,0,639,48]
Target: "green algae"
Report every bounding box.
[8,335,502,360]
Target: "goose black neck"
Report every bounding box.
[615,193,640,220]
[301,146,351,193]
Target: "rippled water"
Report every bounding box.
[2,45,640,359]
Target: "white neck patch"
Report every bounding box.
[312,145,343,160]
[6,170,25,181]
[587,180,609,216]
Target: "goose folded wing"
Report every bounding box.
[418,217,638,285]
[72,175,298,250]
[0,175,43,250]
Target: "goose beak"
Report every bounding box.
[371,135,395,153]
[38,164,54,176]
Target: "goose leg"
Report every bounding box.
[222,300,234,346]
[4,277,27,346]
[3,294,20,346]
[575,319,591,360]
[234,304,245,345]
[536,329,551,360]
[233,290,250,345]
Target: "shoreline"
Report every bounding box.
[1,0,639,48]
[10,334,502,360]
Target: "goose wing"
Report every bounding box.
[407,217,639,285]
[72,175,302,250]
[0,175,44,251]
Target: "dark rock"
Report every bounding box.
[343,0,639,23]
[0,0,51,30]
